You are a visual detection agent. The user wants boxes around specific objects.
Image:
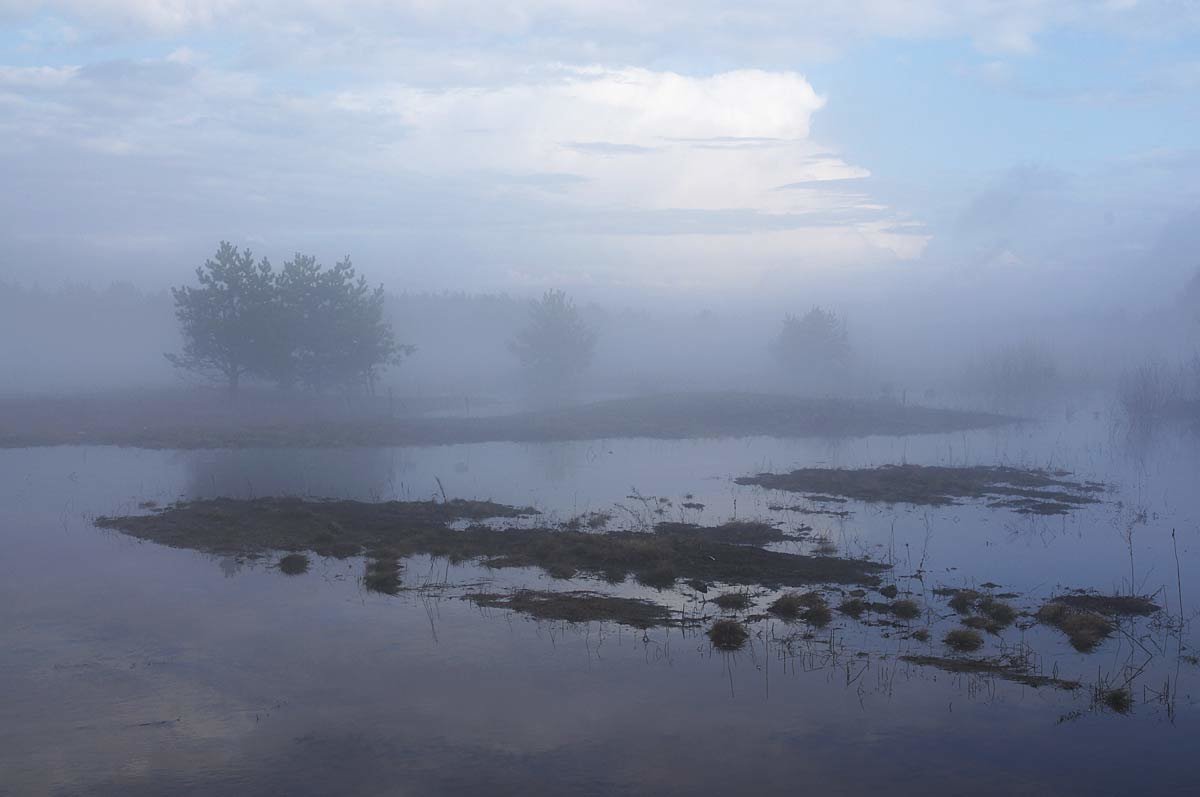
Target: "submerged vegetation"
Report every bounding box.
[737,464,1103,515]
[935,588,1019,633]
[945,628,985,652]
[277,553,310,575]
[901,654,1081,691]
[364,556,403,595]
[86,490,1181,715]
[1036,593,1160,652]
[94,497,888,590]
[768,591,832,625]
[1097,686,1134,714]
[712,592,754,612]
[467,590,674,628]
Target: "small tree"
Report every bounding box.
[770,306,850,380]
[166,241,280,395]
[276,254,412,393]
[509,289,597,384]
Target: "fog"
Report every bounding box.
[7,6,1200,795]
[2,2,1199,411]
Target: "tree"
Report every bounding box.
[509,289,597,383]
[770,306,850,379]
[167,243,412,395]
[276,254,413,393]
[166,241,279,395]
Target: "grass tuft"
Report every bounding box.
[277,553,310,575]
[708,619,750,651]
[944,628,984,652]
[712,592,753,612]
[769,591,831,625]
[467,590,673,629]
[1035,603,1113,652]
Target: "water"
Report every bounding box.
[1,409,1197,795]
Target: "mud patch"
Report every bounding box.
[902,654,1081,690]
[95,497,888,590]
[737,464,1103,515]
[466,590,674,628]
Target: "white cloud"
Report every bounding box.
[335,67,851,215]
[5,1,1191,56]
[0,51,922,288]
[6,1,1188,292]
[0,63,79,87]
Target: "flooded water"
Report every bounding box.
[2,406,1197,795]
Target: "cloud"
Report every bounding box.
[5,1,1191,295]
[6,1,1195,59]
[332,67,841,215]
[0,54,922,289]
[563,141,657,156]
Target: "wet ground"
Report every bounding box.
[1,402,1197,795]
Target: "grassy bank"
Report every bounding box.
[1,390,1011,449]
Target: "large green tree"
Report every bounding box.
[166,242,280,395]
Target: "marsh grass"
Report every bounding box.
[977,596,1017,626]
[96,497,888,590]
[1048,593,1159,616]
[812,537,839,556]
[945,628,984,652]
[936,588,1017,632]
[1098,686,1133,714]
[941,588,979,614]
[1036,593,1159,652]
[1035,604,1112,652]
[277,553,310,575]
[737,464,1102,515]
[708,619,750,651]
[1,392,1010,449]
[838,598,867,618]
[769,591,831,625]
[563,511,613,531]
[364,556,402,595]
[712,592,754,612]
[467,590,674,628]
[902,654,1081,690]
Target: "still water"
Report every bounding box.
[1,408,1197,795]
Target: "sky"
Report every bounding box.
[1,1,1199,307]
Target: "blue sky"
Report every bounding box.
[1,1,1198,308]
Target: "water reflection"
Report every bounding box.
[1,411,1198,795]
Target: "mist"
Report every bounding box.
[3,3,1199,408]
[3,4,1200,796]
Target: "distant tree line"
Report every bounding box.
[168,242,412,395]
[166,242,860,398]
